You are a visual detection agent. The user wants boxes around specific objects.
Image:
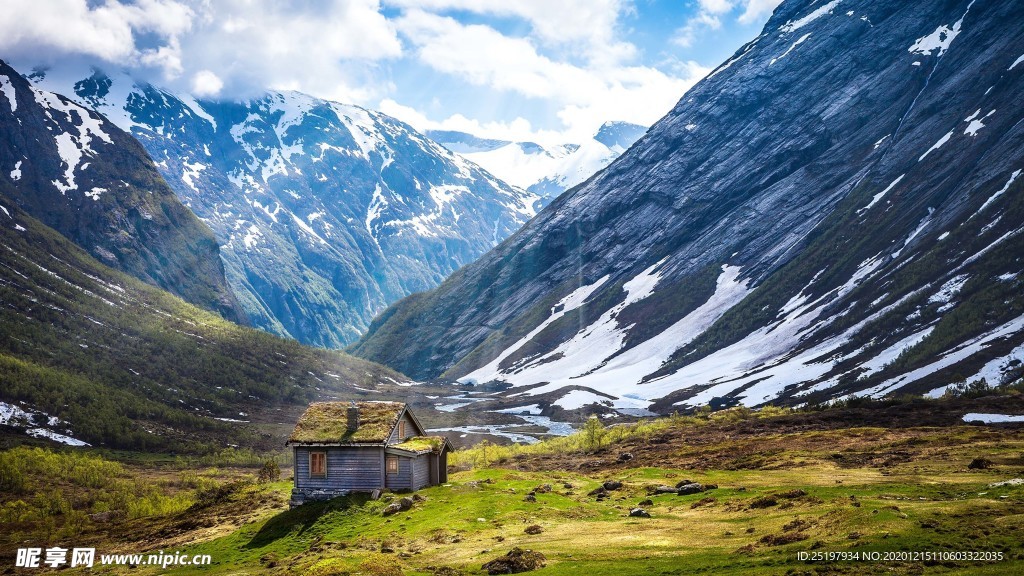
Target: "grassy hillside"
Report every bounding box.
[0,202,408,453]
[6,396,1022,575]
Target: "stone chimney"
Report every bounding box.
[346,402,359,433]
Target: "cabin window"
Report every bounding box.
[386,456,398,474]
[309,451,327,478]
[398,420,406,439]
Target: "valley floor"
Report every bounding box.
[3,398,1024,575]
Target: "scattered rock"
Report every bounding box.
[433,567,463,576]
[690,497,716,509]
[534,484,552,494]
[782,519,811,532]
[748,496,778,509]
[524,525,544,535]
[674,479,695,488]
[603,480,623,491]
[677,482,704,495]
[562,482,573,489]
[759,532,808,546]
[968,458,994,470]
[482,548,546,574]
[413,494,427,502]
[653,485,678,495]
[745,527,756,534]
[775,489,807,499]
[638,499,654,506]
[847,532,862,540]
[628,508,651,518]
[618,452,633,462]
[588,486,609,497]
[704,484,718,490]
[382,497,414,516]
[523,494,537,503]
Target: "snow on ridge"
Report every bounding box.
[964,109,994,137]
[554,389,613,410]
[919,130,953,161]
[472,260,667,389]
[31,86,113,194]
[1011,54,1024,70]
[770,33,812,66]
[962,413,1024,423]
[459,274,611,386]
[928,274,969,306]
[0,74,17,112]
[177,92,217,130]
[779,0,843,34]
[479,265,752,412]
[10,160,22,181]
[978,169,1021,213]
[853,313,1024,399]
[908,1,972,59]
[859,174,905,213]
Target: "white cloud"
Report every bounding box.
[738,0,784,25]
[387,10,709,145]
[191,69,223,96]
[385,0,634,66]
[0,0,193,75]
[181,0,402,101]
[675,0,782,48]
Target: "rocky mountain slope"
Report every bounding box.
[0,197,407,452]
[27,66,537,347]
[429,121,646,203]
[0,61,244,322]
[353,0,1024,414]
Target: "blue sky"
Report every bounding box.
[1,0,781,144]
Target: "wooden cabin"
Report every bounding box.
[286,401,451,507]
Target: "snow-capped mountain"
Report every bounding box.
[27,65,537,347]
[0,61,244,321]
[353,0,1024,414]
[428,121,646,203]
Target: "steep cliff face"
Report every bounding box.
[353,0,1024,413]
[0,61,244,322]
[27,67,537,347]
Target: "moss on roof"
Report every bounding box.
[392,436,448,453]
[288,401,404,444]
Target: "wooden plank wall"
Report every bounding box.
[294,447,383,491]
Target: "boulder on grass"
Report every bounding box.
[677,483,704,495]
[603,480,623,491]
[482,548,546,574]
[382,497,415,516]
[629,508,651,518]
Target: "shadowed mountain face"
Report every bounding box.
[353,0,1024,413]
[27,67,537,347]
[0,61,245,322]
[0,198,408,451]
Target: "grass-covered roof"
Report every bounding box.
[391,436,449,454]
[288,401,404,444]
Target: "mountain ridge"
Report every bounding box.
[352,0,1024,414]
[25,64,538,347]
[0,60,245,322]
[427,121,647,204]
